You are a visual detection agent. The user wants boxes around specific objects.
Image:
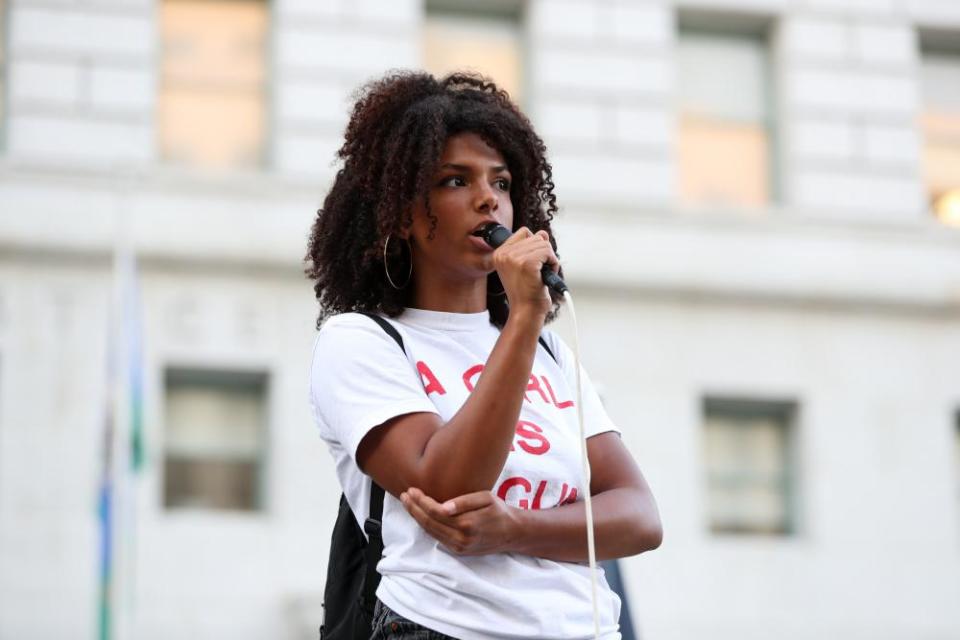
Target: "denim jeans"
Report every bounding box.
[370,600,458,640]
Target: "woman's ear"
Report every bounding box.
[397,219,413,241]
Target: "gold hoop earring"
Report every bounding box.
[383,234,412,290]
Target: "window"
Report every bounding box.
[919,32,960,226]
[703,397,796,535]
[163,368,268,511]
[677,24,774,210]
[159,0,268,170]
[423,0,524,103]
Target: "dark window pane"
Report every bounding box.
[164,457,258,511]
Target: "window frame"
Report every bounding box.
[156,0,275,172]
[160,365,271,513]
[422,0,527,107]
[917,28,960,225]
[701,395,800,537]
[675,10,781,212]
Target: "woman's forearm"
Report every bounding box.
[510,487,663,562]
[413,306,543,502]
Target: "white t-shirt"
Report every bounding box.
[310,308,623,640]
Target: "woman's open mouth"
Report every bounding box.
[468,234,494,252]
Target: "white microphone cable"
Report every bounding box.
[474,222,602,638]
[563,290,601,640]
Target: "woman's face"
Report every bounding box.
[406,132,514,284]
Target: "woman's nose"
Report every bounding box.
[475,183,498,212]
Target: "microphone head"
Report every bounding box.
[474,222,512,249]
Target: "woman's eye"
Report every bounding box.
[441,176,466,187]
[495,178,510,190]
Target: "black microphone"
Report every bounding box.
[473,222,569,295]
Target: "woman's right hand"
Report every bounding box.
[400,487,522,556]
[492,227,559,318]
[356,229,559,503]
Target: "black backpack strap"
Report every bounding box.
[360,484,384,612]
[538,335,557,363]
[357,311,405,352]
[354,312,402,614]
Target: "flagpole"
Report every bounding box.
[114,169,143,640]
[100,168,143,640]
[97,368,115,640]
[98,195,125,640]
[113,215,129,640]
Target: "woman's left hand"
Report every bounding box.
[400,487,522,556]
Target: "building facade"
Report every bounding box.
[0,0,959,638]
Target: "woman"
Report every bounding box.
[307,71,662,640]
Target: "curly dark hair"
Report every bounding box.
[305,70,563,329]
